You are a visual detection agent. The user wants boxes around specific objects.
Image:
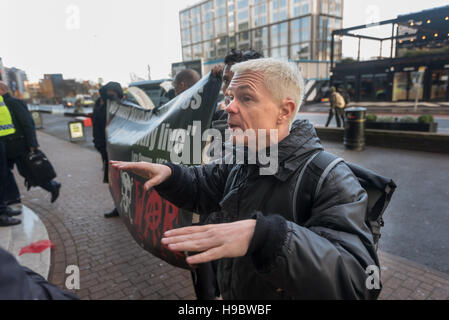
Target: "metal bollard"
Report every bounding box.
[344,107,366,151]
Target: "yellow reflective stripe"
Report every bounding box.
[0,103,16,137]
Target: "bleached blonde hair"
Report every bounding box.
[230,58,304,126]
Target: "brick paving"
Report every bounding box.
[17,131,449,300]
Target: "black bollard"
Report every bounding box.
[344,107,366,151]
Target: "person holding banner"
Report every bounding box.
[173,69,201,96]
[93,82,124,218]
[111,58,380,300]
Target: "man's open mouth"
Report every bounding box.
[228,124,240,131]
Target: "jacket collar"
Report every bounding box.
[271,119,323,181]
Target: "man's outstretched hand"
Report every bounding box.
[161,220,257,265]
[109,161,172,191]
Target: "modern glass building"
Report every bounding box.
[179,0,343,80]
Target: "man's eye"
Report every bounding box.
[242,96,252,102]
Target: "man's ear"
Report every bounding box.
[278,99,296,124]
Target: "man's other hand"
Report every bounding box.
[211,65,224,79]
[161,220,256,264]
[109,161,172,191]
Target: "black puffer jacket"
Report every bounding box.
[0,248,79,300]
[156,119,380,300]
[2,93,38,158]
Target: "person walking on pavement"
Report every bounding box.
[0,82,61,205]
[325,86,346,128]
[338,86,351,107]
[92,82,124,218]
[0,95,22,226]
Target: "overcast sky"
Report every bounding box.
[1,0,448,86]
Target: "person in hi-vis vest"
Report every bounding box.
[0,81,61,207]
[0,95,22,226]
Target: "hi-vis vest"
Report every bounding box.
[0,96,16,137]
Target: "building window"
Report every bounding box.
[291,43,310,60]
[191,6,201,25]
[215,0,227,17]
[252,26,269,52]
[344,76,357,100]
[272,21,290,48]
[360,74,375,100]
[216,36,229,56]
[320,0,329,15]
[215,16,227,36]
[237,0,249,9]
[271,0,288,23]
[292,17,311,43]
[202,1,214,22]
[270,24,279,47]
[302,16,311,41]
[292,0,311,17]
[183,46,193,61]
[237,10,249,22]
[193,44,203,59]
[271,46,289,59]
[204,40,217,59]
[203,21,214,40]
[279,22,288,46]
[253,1,267,27]
[374,73,389,101]
[180,11,191,29]
[181,29,191,46]
[192,25,202,43]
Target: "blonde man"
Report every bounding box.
[111,58,379,300]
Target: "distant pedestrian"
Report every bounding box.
[325,86,346,128]
[92,82,123,218]
[338,86,351,107]
[0,81,61,206]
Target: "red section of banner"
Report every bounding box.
[19,240,55,256]
[110,167,188,267]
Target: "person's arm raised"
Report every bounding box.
[110,161,231,215]
[109,161,172,191]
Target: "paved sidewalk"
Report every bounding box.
[16,131,449,300]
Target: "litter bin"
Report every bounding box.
[344,107,366,151]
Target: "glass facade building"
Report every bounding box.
[179,0,343,79]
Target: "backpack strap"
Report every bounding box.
[292,151,344,224]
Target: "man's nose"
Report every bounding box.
[225,99,238,114]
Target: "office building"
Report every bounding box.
[179,0,343,81]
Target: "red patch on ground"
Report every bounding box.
[19,240,55,256]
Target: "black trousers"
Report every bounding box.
[0,142,8,214]
[97,147,109,184]
[191,261,219,300]
[325,107,345,128]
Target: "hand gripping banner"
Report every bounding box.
[106,73,222,269]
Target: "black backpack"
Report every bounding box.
[292,151,397,250]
